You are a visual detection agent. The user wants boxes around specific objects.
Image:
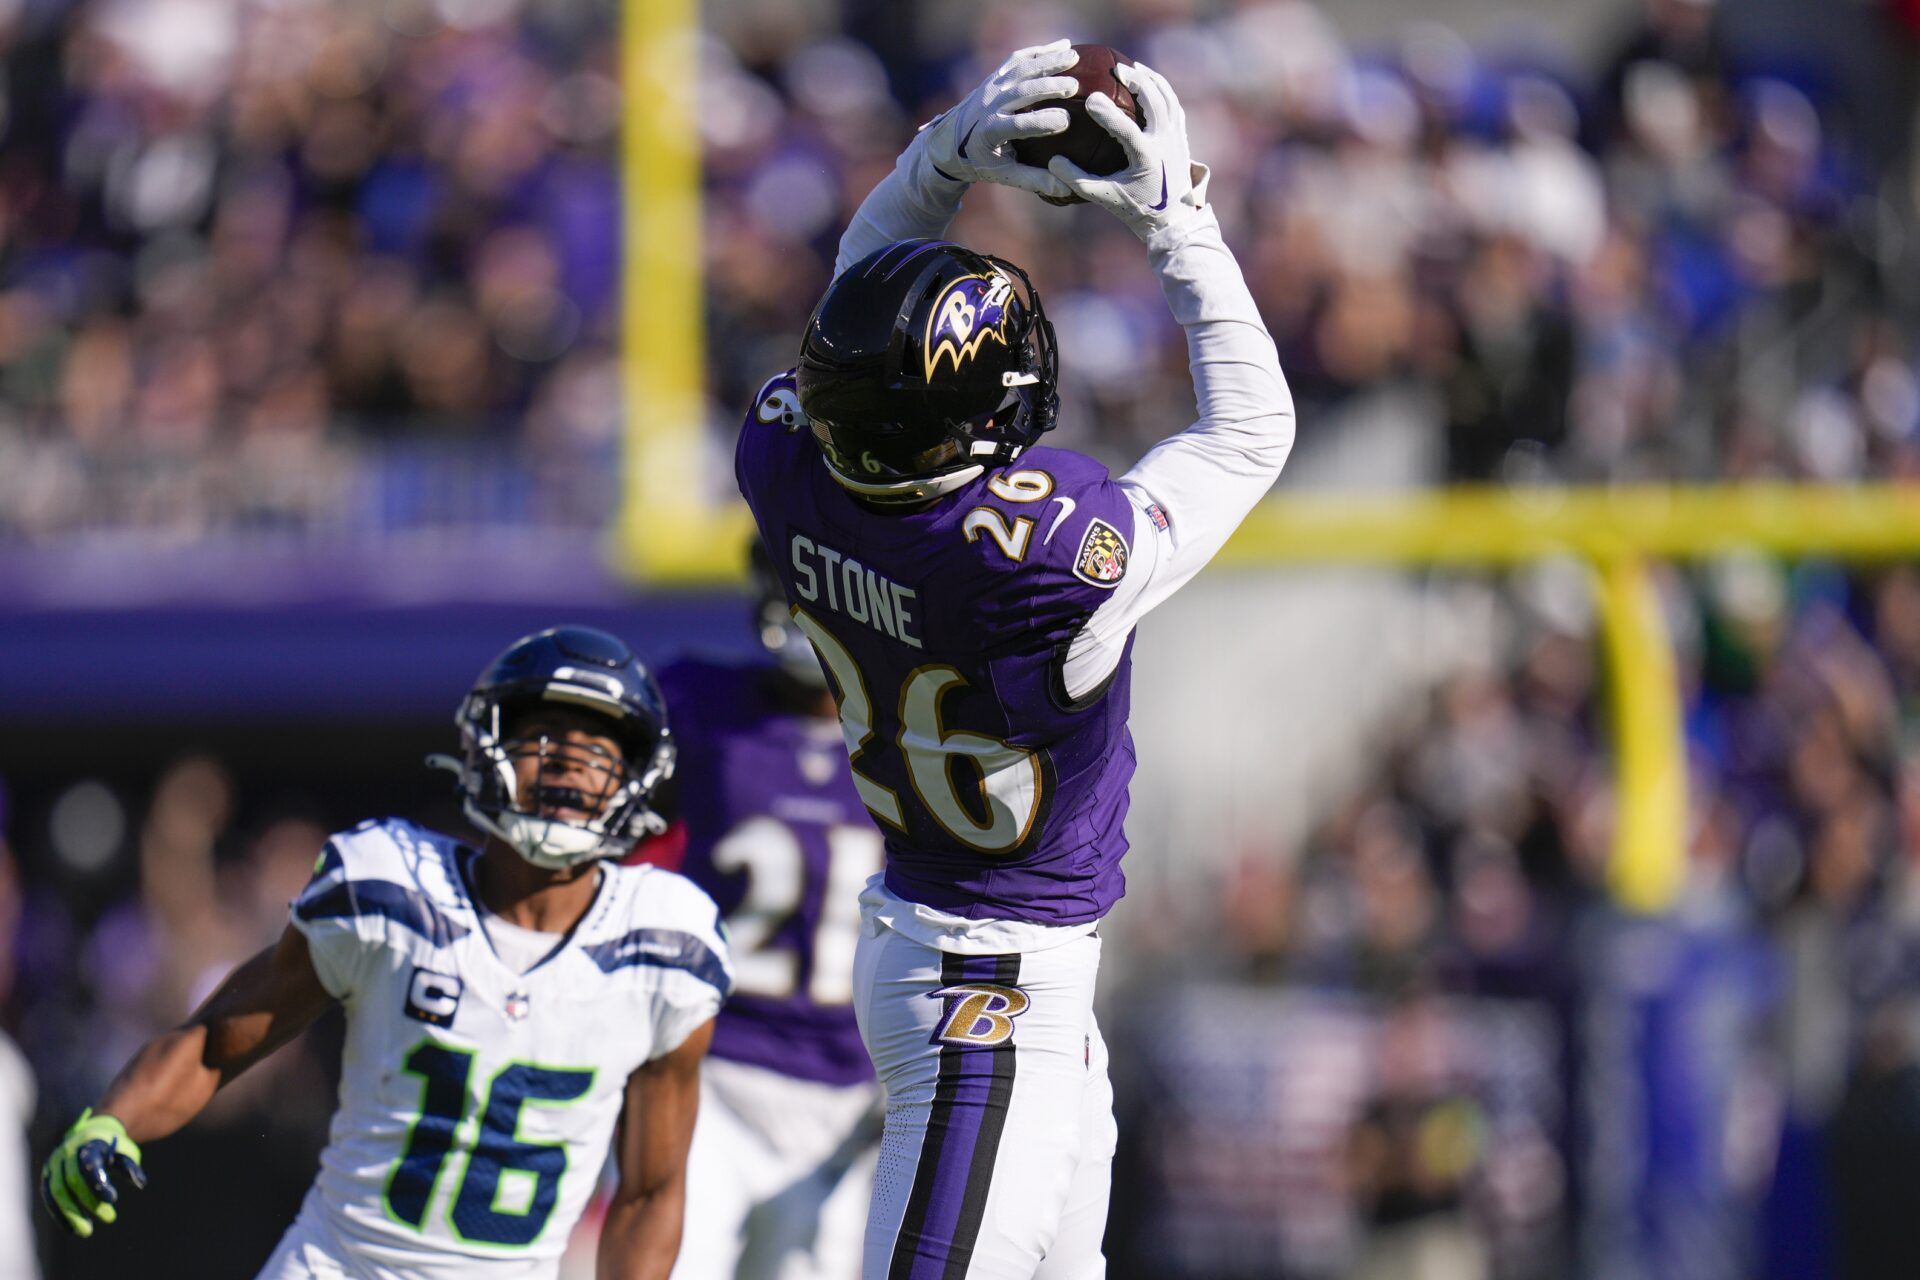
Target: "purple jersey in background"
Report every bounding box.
[735,371,1139,927]
[660,657,880,1087]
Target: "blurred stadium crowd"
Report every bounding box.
[1112,560,1920,1277]
[2,0,1917,541]
[0,0,627,538]
[7,0,1920,1277]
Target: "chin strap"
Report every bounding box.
[425,752,663,870]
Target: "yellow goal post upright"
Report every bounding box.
[616,0,750,582]
[1218,485,1920,913]
[614,0,1920,916]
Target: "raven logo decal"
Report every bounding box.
[923,273,1016,383]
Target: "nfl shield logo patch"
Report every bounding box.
[1073,519,1129,588]
[504,990,532,1022]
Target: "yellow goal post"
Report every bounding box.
[1212,485,1920,913]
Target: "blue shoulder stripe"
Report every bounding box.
[295,878,470,948]
[581,928,732,995]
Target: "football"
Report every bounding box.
[1011,43,1144,204]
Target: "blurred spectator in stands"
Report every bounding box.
[1439,236,1575,482]
[1348,996,1490,1280]
[0,0,1910,541]
[1598,0,1728,148]
[1829,1001,1920,1280]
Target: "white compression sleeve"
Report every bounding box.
[1060,207,1296,700]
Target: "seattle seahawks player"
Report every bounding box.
[735,42,1295,1280]
[40,627,734,1280]
[659,542,883,1280]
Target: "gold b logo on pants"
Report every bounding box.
[929,983,1031,1047]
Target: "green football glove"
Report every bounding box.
[40,1108,147,1238]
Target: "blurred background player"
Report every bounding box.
[643,541,883,1280]
[0,1029,36,1280]
[38,626,732,1280]
[0,803,39,1280]
[737,42,1294,1280]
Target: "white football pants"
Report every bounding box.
[853,921,1115,1280]
[672,1057,881,1280]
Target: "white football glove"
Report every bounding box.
[1047,62,1210,241]
[918,40,1079,200]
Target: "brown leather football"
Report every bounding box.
[1010,44,1143,204]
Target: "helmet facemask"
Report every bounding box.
[977,259,1060,457]
[440,698,675,870]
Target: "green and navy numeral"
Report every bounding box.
[383,1041,594,1248]
[385,1042,475,1227]
[451,1063,594,1246]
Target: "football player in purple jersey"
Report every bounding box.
[657,543,885,1280]
[733,41,1297,1280]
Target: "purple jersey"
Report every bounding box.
[661,657,881,1086]
[735,372,1138,927]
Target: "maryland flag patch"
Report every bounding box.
[1073,518,1130,588]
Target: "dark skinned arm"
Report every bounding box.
[43,923,338,1235]
[97,923,337,1143]
[596,1018,714,1280]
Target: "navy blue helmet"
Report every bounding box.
[796,239,1058,503]
[432,626,675,868]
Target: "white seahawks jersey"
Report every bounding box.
[280,818,731,1279]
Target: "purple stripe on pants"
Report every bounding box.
[889,952,1021,1280]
